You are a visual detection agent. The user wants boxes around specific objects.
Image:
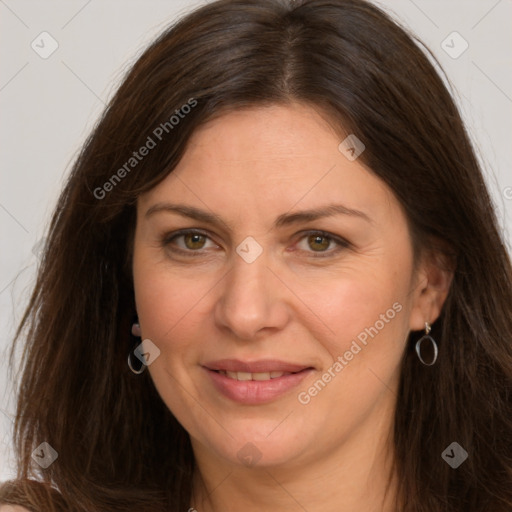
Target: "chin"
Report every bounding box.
[203,425,308,469]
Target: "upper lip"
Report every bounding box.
[203,359,313,373]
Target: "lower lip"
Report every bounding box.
[204,367,314,405]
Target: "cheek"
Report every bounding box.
[295,266,410,426]
[133,264,210,350]
[298,257,410,362]
[132,258,212,429]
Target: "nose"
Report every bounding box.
[214,251,290,341]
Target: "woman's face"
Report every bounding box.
[132,103,433,469]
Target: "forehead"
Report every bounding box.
[138,103,399,225]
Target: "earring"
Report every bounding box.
[128,322,146,374]
[415,322,438,366]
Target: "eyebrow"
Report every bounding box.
[145,202,372,228]
[145,203,232,229]
[275,204,372,227]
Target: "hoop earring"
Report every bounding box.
[415,322,438,366]
[128,322,146,375]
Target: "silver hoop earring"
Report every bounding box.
[415,322,438,366]
[128,352,146,374]
[128,322,146,374]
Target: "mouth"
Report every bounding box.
[212,369,303,381]
[203,358,313,374]
[202,359,314,404]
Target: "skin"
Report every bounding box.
[132,103,452,512]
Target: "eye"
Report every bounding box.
[295,231,349,255]
[163,230,217,252]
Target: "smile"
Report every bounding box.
[214,370,295,380]
[202,360,314,404]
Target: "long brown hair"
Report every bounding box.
[1,0,511,510]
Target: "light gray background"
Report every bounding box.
[1,0,511,480]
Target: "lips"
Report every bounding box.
[203,359,314,404]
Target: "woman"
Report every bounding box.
[1,0,511,510]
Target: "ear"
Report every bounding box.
[409,244,455,332]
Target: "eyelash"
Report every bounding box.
[161,229,350,258]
